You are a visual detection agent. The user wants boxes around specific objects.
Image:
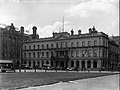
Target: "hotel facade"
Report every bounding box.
[22,26,119,70]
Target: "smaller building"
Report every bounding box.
[0,23,30,68]
[110,36,120,67]
[108,39,119,70]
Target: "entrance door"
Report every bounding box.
[81,61,85,70]
[60,61,64,68]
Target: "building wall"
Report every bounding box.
[0,28,2,59]
[22,28,111,70]
[0,23,30,68]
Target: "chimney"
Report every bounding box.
[92,26,95,32]
[78,30,81,35]
[20,26,24,34]
[89,28,92,34]
[32,26,37,35]
[10,23,15,30]
[53,32,55,37]
[71,29,74,35]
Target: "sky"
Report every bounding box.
[0,0,119,38]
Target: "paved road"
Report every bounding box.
[20,74,119,90]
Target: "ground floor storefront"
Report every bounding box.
[19,59,110,70]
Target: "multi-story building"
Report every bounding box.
[0,23,32,67]
[22,26,115,70]
[110,36,120,66]
[108,39,119,70]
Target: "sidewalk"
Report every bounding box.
[15,69,119,74]
[19,74,119,90]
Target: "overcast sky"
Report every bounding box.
[0,0,119,38]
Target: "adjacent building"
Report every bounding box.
[22,26,119,70]
[0,23,34,67]
[110,36,120,66]
[108,39,119,70]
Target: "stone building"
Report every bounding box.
[110,36,120,66]
[22,26,118,70]
[108,39,119,70]
[0,23,31,67]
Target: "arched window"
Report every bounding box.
[56,43,58,48]
[46,52,49,58]
[81,61,85,68]
[76,50,79,57]
[76,42,79,47]
[46,61,49,64]
[33,52,35,58]
[71,61,74,67]
[51,61,53,66]
[33,61,35,67]
[61,43,63,48]
[37,52,40,58]
[37,45,40,49]
[82,41,85,46]
[71,42,74,47]
[76,61,79,67]
[24,46,26,50]
[24,61,26,65]
[94,40,97,46]
[51,44,53,48]
[42,44,44,49]
[29,46,31,50]
[88,41,91,46]
[33,45,35,49]
[29,61,31,66]
[42,52,44,58]
[29,52,31,58]
[42,61,44,67]
[71,50,74,57]
[87,61,91,68]
[93,61,97,68]
[60,61,64,67]
[17,61,19,66]
[37,61,40,66]
[51,51,53,56]
[24,53,26,58]
[46,44,49,49]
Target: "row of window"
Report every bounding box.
[24,40,99,50]
[24,50,98,58]
[2,35,21,42]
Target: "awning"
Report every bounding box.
[0,60,13,63]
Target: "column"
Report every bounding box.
[68,61,70,67]
[97,60,101,68]
[79,60,81,69]
[49,60,51,66]
[91,60,93,68]
[74,60,76,67]
[85,60,87,69]
[31,61,33,68]
[39,60,42,67]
